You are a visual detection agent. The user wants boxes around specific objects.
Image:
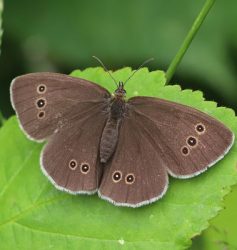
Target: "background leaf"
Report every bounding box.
[1,68,237,250]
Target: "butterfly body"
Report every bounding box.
[10,72,234,207]
[100,82,126,163]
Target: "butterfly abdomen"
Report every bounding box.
[100,98,125,163]
[100,118,121,163]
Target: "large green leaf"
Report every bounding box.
[1,68,237,250]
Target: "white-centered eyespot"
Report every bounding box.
[186,136,198,147]
[195,123,206,134]
[125,173,135,185]
[69,159,78,170]
[80,162,90,174]
[37,84,47,94]
[35,97,47,109]
[112,171,122,183]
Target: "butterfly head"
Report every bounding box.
[114,81,126,98]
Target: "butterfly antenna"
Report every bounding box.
[124,58,154,86]
[92,56,118,87]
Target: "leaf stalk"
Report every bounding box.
[165,0,216,84]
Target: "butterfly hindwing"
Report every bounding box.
[41,104,108,193]
[10,72,110,141]
[99,114,169,207]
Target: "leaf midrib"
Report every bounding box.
[0,196,176,245]
[13,221,174,244]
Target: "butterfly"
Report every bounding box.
[10,69,234,208]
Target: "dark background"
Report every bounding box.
[0,1,237,249]
[0,0,237,119]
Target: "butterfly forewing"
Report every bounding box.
[10,72,110,141]
[11,72,110,194]
[128,96,234,178]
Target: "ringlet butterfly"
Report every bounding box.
[10,60,234,208]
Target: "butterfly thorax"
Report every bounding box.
[100,82,126,163]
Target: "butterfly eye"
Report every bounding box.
[112,171,122,183]
[187,136,198,147]
[36,98,47,109]
[125,173,135,185]
[195,123,206,134]
[37,111,45,119]
[37,84,47,94]
[80,162,90,174]
[69,159,78,170]
[181,146,189,156]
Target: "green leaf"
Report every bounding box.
[1,68,237,250]
[190,185,237,250]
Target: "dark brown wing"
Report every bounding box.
[128,96,234,178]
[99,96,234,207]
[41,103,107,194]
[10,72,110,141]
[98,112,169,207]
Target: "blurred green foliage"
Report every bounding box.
[0,0,3,125]
[0,0,2,54]
[0,0,237,118]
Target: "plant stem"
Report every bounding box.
[165,0,216,84]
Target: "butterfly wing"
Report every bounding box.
[11,72,110,193]
[99,96,234,207]
[128,96,235,178]
[98,114,169,207]
[10,72,110,141]
[41,104,108,194]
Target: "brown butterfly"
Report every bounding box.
[10,68,234,207]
